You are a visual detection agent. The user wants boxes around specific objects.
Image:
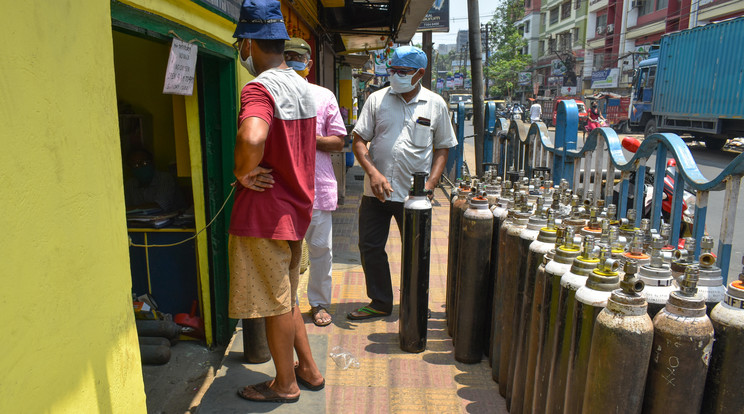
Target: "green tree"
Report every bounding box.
[484,0,531,99]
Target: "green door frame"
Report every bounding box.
[111,0,238,345]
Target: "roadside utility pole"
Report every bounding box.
[467,0,485,177]
[422,31,433,89]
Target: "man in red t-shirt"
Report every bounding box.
[228,0,323,404]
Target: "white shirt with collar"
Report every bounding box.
[352,85,457,203]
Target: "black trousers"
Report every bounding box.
[358,195,404,313]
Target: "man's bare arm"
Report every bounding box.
[426,147,450,193]
[234,117,273,189]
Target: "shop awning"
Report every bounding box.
[315,0,435,54]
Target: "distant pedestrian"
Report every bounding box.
[530,99,542,123]
[348,46,457,320]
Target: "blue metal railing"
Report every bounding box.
[488,99,744,282]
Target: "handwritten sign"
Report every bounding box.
[163,38,198,95]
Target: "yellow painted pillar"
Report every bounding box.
[338,64,353,124]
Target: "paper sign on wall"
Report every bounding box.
[163,38,198,95]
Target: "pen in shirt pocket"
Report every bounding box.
[415,117,431,127]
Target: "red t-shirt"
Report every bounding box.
[229,68,317,240]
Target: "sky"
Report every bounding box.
[411,0,503,46]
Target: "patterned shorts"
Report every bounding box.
[228,236,302,319]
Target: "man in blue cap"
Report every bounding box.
[348,45,457,320]
[228,0,323,403]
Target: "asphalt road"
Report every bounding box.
[460,119,744,284]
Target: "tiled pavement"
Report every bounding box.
[199,142,507,413]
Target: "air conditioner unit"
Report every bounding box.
[596,26,606,35]
[631,0,644,8]
[607,24,615,34]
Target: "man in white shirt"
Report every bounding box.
[530,99,542,123]
[348,46,457,320]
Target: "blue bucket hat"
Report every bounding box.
[391,46,427,69]
[233,0,290,40]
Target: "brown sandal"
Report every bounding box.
[237,381,300,403]
[311,306,332,327]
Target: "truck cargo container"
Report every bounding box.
[630,17,744,150]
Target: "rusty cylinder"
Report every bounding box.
[506,197,548,411]
[545,235,599,414]
[533,227,580,413]
[453,196,493,363]
[497,196,531,397]
[511,209,557,414]
[582,259,654,414]
[564,246,621,414]
[639,234,676,318]
[701,256,744,414]
[643,265,714,414]
[488,182,513,369]
[445,184,471,337]
[689,236,726,314]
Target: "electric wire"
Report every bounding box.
[128,185,236,248]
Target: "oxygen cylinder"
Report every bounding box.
[523,225,563,414]
[506,197,549,411]
[671,237,697,280]
[453,196,494,362]
[618,208,639,240]
[580,207,602,238]
[511,208,557,414]
[688,236,726,314]
[399,172,433,353]
[545,235,599,414]
[498,195,531,397]
[582,260,654,414]
[489,183,515,374]
[563,195,588,233]
[643,265,714,414]
[242,318,271,363]
[701,256,744,414]
[623,229,650,266]
[446,183,471,337]
[564,246,621,414]
[639,235,675,317]
[533,227,580,413]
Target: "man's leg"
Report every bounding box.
[263,311,300,397]
[306,209,333,322]
[356,196,396,313]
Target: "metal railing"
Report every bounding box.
[488,99,744,282]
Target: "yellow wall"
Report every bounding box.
[0,2,147,413]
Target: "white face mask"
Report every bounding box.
[238,39,258,77]
[390,73,418,93]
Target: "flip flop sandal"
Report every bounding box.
[295,368,325,391]
[237,381,300,403]
[346,305,391,320]
[311,306,332,327]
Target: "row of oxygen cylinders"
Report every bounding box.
[446,175,743,414]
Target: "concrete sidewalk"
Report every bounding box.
[198,160,506,413]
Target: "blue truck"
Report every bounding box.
[630,16,744,150]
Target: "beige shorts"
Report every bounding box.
[228,235,302,319]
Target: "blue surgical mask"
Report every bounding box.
[286,60,307,71]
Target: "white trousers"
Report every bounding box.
[305,209,333,308]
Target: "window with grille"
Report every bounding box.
[561,1,571,20]
[596,13,607,35]
[540,40,545,56]
[525,21,531,34]
[573,28,580,45]
[550,7,559,24]
[575,0,582,9]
